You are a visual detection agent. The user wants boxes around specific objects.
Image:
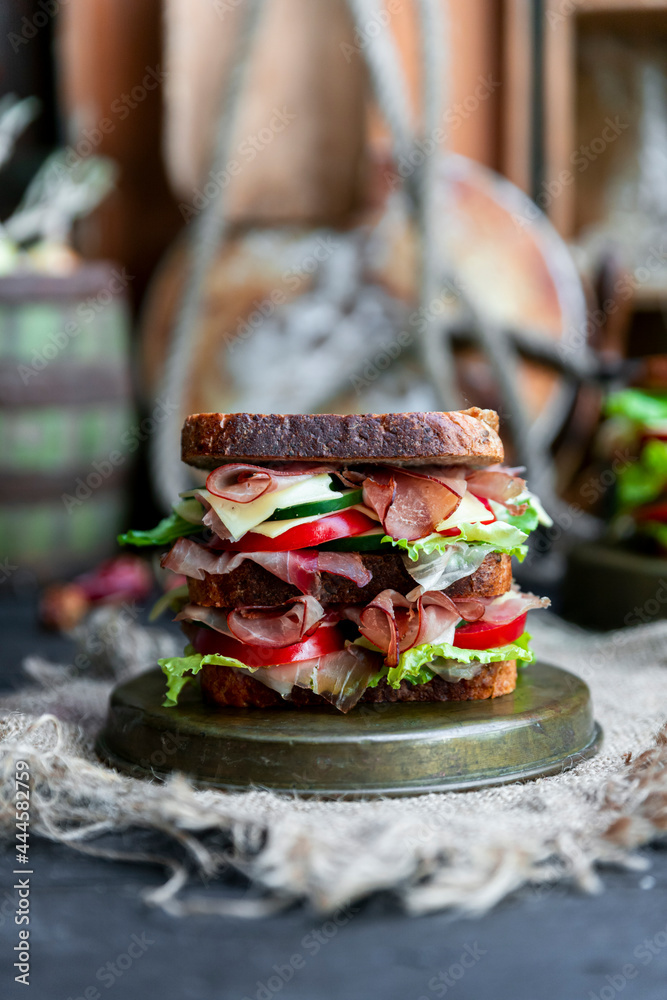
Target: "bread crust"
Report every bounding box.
[200,660,517,709]
[181,408,503,469]
[187,551,512,607]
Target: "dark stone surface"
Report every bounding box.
[1,592,667,1000]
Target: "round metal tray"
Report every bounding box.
[96,662,600,798]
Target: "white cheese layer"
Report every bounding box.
[435,492,491,532]
[252,504,377,537]
[195,474,342,541]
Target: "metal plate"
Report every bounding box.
[97,663,601,798]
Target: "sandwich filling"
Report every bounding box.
[121,461,551,711]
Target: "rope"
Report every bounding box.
[151,0,267,512]
[344,0,415,201]
[414,0,461,409]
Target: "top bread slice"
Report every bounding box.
[181,408,503,469]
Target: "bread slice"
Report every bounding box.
[187,551,512,607]
[200,659,517,709]
[181,408,503,469]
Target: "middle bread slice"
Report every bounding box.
[186,551,513,607]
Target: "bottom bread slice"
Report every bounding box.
[200,660,517,709]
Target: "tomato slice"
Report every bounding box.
[216,509,377,552]
[191,621,346,667]
[634,500,667,524]
[454,613,527,650]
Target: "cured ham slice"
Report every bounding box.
[338,467,463,541]
[162,538,371,593]
[348,589,460,666]
[475,589,550,624]
[465,468,526,506]
[233,643,383,713]
[205,462,330,501]
[176,595,325,648]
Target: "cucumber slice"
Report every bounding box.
[319,531,392,552]
[268,489,363,521]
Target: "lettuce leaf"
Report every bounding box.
[616,438,667,511]
[605,388,667,427]
[384,631,534,689]
[383,521,529,562]
[118,511,201,548]
[158,644,249,706]
[160,633,535,704]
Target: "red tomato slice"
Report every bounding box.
[634,500,667,524]
[216,509,377,552]
[640,432,667,447]
[454,613,527,650]
[191,621,346,667]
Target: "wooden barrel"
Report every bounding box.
[0,262,135,582]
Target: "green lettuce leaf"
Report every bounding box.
[384,631,535,689]
[118,511,200,548]
[605,389,667,426]
[158,645,251,706]
[491,498,540,532]
[383,520,529,562]
[616,438,667,511]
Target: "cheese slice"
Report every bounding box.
[252,504,377,538]
[195,474,342,541]
[436,492,492,532]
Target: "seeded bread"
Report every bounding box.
[181,408,503,469]
[186,551,512,607]
[199,659,517,709]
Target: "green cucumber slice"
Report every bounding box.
[267,489,363,521]
[318,531,391,552]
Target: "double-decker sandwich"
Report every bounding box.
[121,408,550,712]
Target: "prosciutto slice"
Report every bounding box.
[175,595,325,648]
[347,589,460,666]
[465,467,526,507]
[162,538,371,594]
[338,467,463,541]
[205,462,333,501]
[344,585,546,666]
[233,643,383,713]
[474,589,550,625]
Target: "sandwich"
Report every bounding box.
[604,388,667,551]
[120,408,551,712]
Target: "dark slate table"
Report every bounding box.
[1,591,666,1000]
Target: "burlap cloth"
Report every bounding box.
[1,609,666,918]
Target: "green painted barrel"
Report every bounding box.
[0,262,135,581]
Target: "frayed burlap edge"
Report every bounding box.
[1,609,666,918]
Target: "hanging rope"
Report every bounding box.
[414,0,461,409]
[151,0,268,512]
